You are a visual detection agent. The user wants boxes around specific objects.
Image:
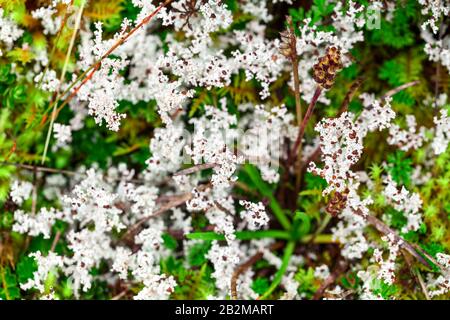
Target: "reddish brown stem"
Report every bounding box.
[42,0,173,126]
[289,86,322,165]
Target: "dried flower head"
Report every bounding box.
[312,47,343,89]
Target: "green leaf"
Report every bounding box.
[259,241,296,299]
[16,255,38,284]
[188,241,212,267]
[386,151,412,186]
[0,266,21,300]
[251,277,270,295]
[292,211,311,240]
[162,233,178,251]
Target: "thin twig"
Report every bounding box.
[313,258,348,300]
[40,0,173,127]
[1,161,79,176]
[41,0,86,164]
[286,17,302,126]
[111,289,128,300]
[415,268,431,300]
[289,86,322,165]
[380,80,419,101]
[173,163,218,176]
[338,77,364,114]
[402,250,430,300]
[123,183,210,240]
[231,252,263,300]
[50,231,61,252]
[354,210,431,268]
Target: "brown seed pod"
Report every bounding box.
[313,46,343,89]
[325,188,349,217]
[279,30,294,58]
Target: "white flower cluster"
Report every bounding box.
[31,5,61,35]
[10,180,33,205]
[432,109,450,155]
[358,94,396,135]
[232,31,285,99]
[186,103,243,192]
[145,123,187,181]
[387,115,426,152]
[77,22,128,131]
[63,168,125,232]
[20,251,64,293]
[310,93,397,260]
[239,200,269,230]
[427,253,450,297]
[13,207,63,239]
[382,175,423,233]
[53,123,72,149]
[64,229,114,293]
[34,69,60,93]
[239,104,296,183]
[423,36,450,74]
[134,274,177,300]
[418,0,450,34]
[314,264,330,280]
[332,201,370,260]
[0,8,24,49]
[357,269,385,300]
[373,234,402,285]
[308,112,364,195]
[206,241,241,294]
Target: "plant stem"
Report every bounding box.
[41,0,86,164]
[258,240,295,300]
[173,163,218,176]
[35,1,74,91]
[380,80,419,101]
[338,77,364,114]
[39,0,173,133]
[286,17,301,126]
[0,266,11,300]
[289,86,322,166]
[186,230,292,241]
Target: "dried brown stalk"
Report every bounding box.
[280,16,302,126]
[313,258,348,300]
[338,77,364,114]
[353,209,431,268]
[289,86,323,164]
[173,163,218,176]
[50,231,61,252]
[402,250,430,300]
[380,80,419,102]
[123,183,211,240]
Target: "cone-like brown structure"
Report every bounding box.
[279,29,294,58]
[312,47,343,89]
[326,189,349,217]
